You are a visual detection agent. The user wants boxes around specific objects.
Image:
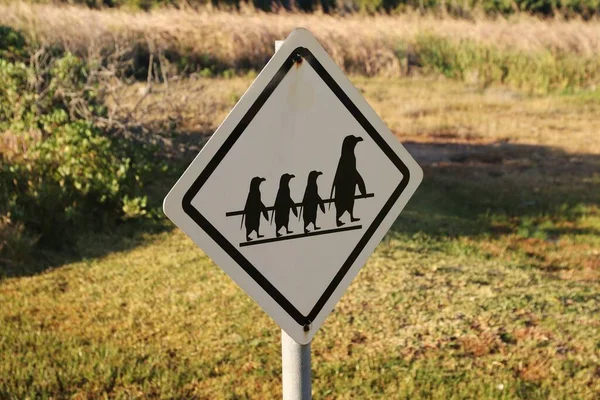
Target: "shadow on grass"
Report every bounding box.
[0,219,174,280]
[3,139,598,279]
[391,141,600,239]
[0,161,189,280]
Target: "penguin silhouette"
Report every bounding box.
[299,171,325,234]
[329,135,367,227]
[241,177,269,241]
[272,173,297,237]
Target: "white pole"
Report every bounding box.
[275,39,312,400]
[282,330,312,400]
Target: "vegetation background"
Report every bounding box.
[0,0,599,398]
[17,0,600,18]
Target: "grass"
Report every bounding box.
[2,3,600,92]
[2,228,599,398]
[1,73,599,398]
[116,74,600,154]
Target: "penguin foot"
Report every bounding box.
[257,234,264,239]
[287,230,294,234]
[246,236,252,242]
[304,228,310,234]
[276,232,281,238]
[350,217,360,223]
[314,226,321,230]
[336,219,345,227]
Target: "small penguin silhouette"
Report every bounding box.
[272,173,298,237]
[329,135,367,227]
[241,177,269,241]
[299,171,325,234]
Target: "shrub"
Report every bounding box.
[2,121,158,246]
[0,26,27,62]
[0,216,38,275]
[0,27,162,254]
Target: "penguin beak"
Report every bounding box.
[260,177,266,182]
[356,136,363,142]
[317,171,323,176]
[290,174,295,179]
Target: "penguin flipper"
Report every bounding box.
[328,183,335,211]
[261,204,269,221]
[356,172,367,196]
[318,197,325,213]
[291,203,298,218]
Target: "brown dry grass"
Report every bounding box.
[2,2,600,76]
[115,75,600,154]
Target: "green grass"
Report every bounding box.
[413,35,600,95]
[1,176,598,398]
[1,217,599,398]
[1,76,600,398]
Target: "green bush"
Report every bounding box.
[0,28,162,251]
[0,26,27,62]
[2,121,158,246]
[0,52,105,137]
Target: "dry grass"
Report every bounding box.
[115,75,600,154]
[2,2,600,77]
[353,77,600,154]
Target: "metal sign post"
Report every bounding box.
[282,330,311,400]
[275,39,312,400]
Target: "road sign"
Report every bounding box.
[163,28,423,345]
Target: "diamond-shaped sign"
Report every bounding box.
[163,28,422,344]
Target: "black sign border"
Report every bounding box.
[182,47,411,327]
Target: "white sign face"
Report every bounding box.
[163,28,423,344]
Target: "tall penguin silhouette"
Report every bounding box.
[330,135,367,227]
[272,173,298,237]
[241,177,269,241]
[299,171,325,234]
